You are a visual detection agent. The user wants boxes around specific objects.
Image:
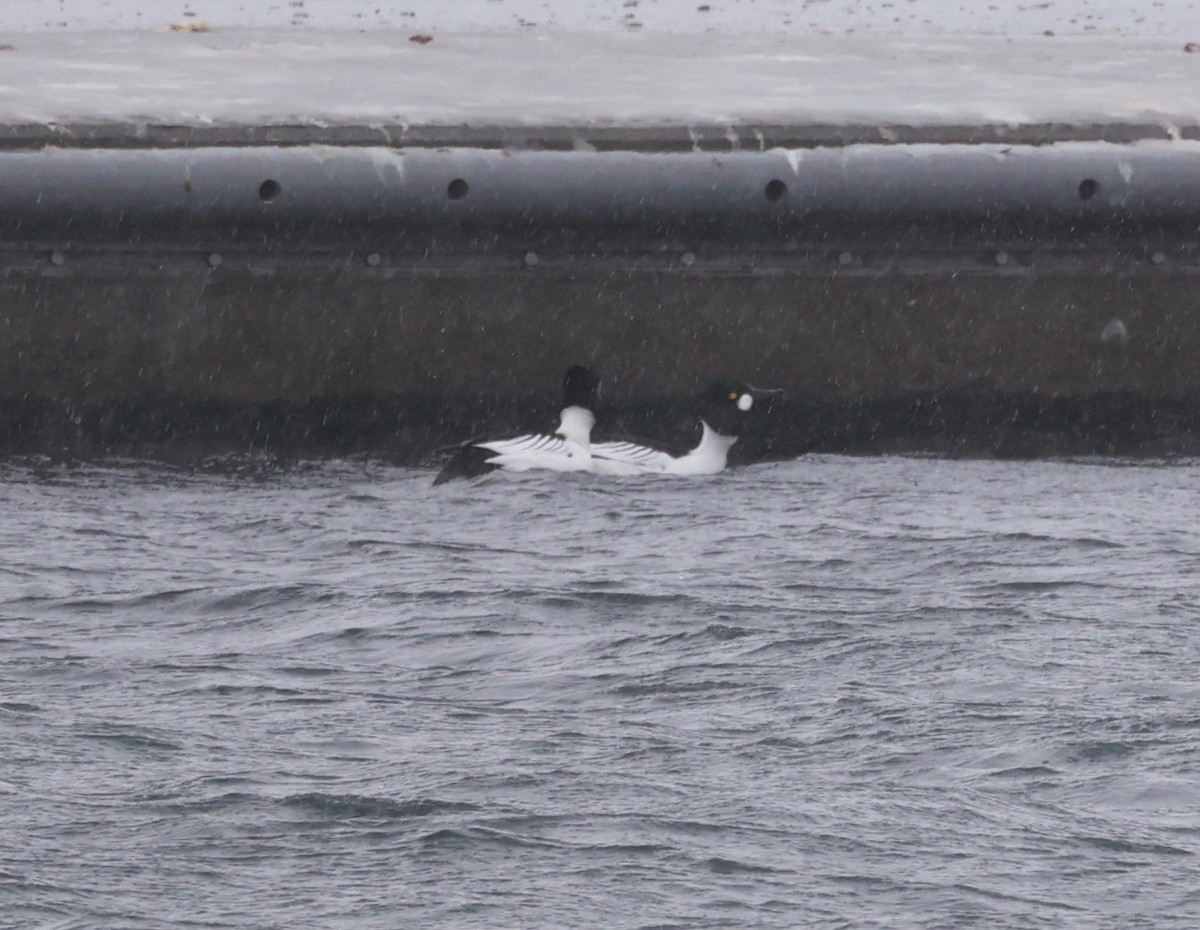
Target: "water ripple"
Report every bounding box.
[1,457,1198,929]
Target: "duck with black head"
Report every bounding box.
[591,380,782,476]
[432,365,601,485]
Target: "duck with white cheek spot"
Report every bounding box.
[591,380,782,477]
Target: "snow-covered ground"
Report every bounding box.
[4,0,1199,38]
[0,1,1197,132]
[0,30,1198,131]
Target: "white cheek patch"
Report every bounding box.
[737,393,753,411]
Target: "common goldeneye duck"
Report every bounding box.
[432,365,601,485]
[591,380,781,477]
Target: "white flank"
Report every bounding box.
[476,405,596,474]
[592,421,737,477]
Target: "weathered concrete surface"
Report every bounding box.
[4,252,1200,462]
[5,255,1200,401]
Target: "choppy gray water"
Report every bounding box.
[2,456,1198,929]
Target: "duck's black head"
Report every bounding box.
[562,365,601,410]
[698,379,783,436]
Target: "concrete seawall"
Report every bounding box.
[3,28,1200,461]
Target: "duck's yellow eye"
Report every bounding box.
[728,391,738,401]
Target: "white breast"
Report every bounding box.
[661,422,737,475]
[591,421,737,477]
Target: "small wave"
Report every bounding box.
[22,583,338,618]
[147,661,237,674]
[393,539,523,555]
[329,626,374,641]
[164,790,260,814]
[996,531,1125,550]
[705,856,782,875]
[345,537,397,552]
[1068,740,1136,762]
[984,580,1113,593]
[79,725,181,752]
[405,627,507,642]
[951,882,1083,911]
[750,734,815,751]
[782,582,899,595]
[557,588,698,608]
[204,583,338,612]
[987,765,1062,778]
[742,635,853,660]
[612,678,750,698]
[704,623,754,641]
[570,841,676,856]
[273,665,337,678]
[72,525,149,541]
[377,588,491,603]
[653,818,726,836]
[198,684,335,706]
[0,702,42,714]
[1077,835,1191,857]
[418,826,563,851]
[604,624,756,652]
[281,793,477,820]
[205,679,298,698]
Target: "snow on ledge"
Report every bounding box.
[0,30,1197,131]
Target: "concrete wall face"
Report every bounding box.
[4,251,1200,461]
[10,264,1197,400]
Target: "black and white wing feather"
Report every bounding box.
[477,432,575,458]
[590,440,674,474]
